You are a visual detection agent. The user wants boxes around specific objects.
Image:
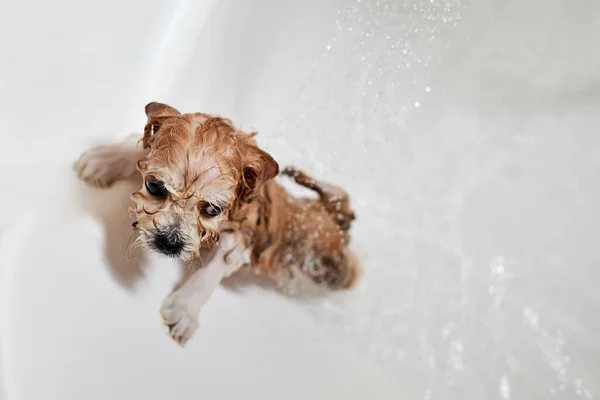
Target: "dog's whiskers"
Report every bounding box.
[126,230,146,263]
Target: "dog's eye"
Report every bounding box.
[145,180,167,197]
[203,203,222,217]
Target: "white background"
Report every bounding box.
[1,0,599,399]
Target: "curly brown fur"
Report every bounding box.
[75,102,360,345]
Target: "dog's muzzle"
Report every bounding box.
[153,230,185,257]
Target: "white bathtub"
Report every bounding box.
[1,0,600,399]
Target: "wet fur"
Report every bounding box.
[75,102,361,345]
[126,102,360,289]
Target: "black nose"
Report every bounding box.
[154,231,184,256]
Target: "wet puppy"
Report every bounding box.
[75,102,360,345]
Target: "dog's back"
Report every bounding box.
[248,168,360,289]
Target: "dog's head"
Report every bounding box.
[131,102,279,261]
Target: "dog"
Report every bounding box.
[74,102,360,346]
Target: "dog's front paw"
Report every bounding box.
[74,145,139,188]
[160,293,200,347]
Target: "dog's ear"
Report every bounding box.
[142,102,181,149]
[239,144,279,200]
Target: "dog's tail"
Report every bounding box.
[282,167,326,195]
[281,167,356,231]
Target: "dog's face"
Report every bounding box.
[131,102,278,261]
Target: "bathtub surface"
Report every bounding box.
[2,0,600,399]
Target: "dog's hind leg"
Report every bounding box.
[301,249,361,290]
[282,167,356,230]
[74,134,147,188]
